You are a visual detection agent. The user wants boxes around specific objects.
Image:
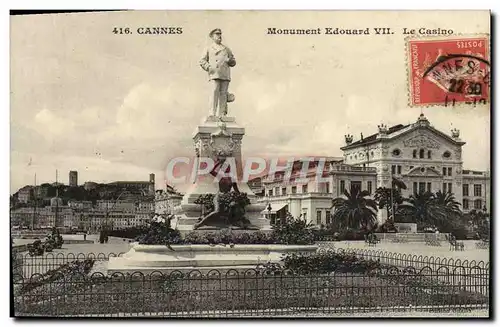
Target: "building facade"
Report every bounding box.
[155,190,182,215]
[462,170,490,213]
[260,114,490,226]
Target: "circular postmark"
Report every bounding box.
[407,36,490,107]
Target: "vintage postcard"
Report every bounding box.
[10,10,491,318]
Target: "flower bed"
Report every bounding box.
[136,214,316,246]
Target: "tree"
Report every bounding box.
[468,209,488,229]
[397,191,447,228]
[374,178,407,220]
[331,185,378,230]
[432,191,462,228]
[433,191,461,214]
[476,217,490,242]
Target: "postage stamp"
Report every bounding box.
[407,35,490,107]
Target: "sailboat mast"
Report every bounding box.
[32,173,37,230]
[55,169,58,228]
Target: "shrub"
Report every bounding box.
[338,228,365,241]
[271,213,315,245]
[281,250,381,274]
[182,229,274,245]
[108,226,149,240]
[137,215,183,245]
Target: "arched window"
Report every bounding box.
[413,150,417,158]
[419,149,425,158]
[427,150,432,159]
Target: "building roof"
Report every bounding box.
[341,114,466,150]
[108,181,151,185]
[343,124,410,148]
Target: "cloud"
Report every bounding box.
[33,108,75,137]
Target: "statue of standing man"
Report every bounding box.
[200,29,236,118]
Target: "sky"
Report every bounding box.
[10,11,490,194]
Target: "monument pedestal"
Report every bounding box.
[173,115,270,232]
[107,243,318,274]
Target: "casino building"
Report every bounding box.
[259,114,490,225]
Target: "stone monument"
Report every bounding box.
[106,30,316,274]
[172,28,269,232]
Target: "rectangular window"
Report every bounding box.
[302,211,307,221]
[302,184,308,193]
[442,183,447,193]
[474,184,482,197]
[427,182,431,192]
[339,180,345,193]
[291,186,297,194]
[397,165,402,175]
[413,182,418,194]
[463,199,469,210]
[448,183,452,194]
[419,182,426,194]
[351,181,362,191]
[447,167,452,176]
[325,183,330,194]
[474,199,482,210]
[326,211,331,225]
[282,187,287,195]
[442,167,447,176]
[367,181,373,194]
[391,165,396,175]
[316,211,322,225]
[463,184,469,196]
[275,187,279,196]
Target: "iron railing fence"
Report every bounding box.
[322,247,490,273]
[13,264,489,317]
[12,252,125,279]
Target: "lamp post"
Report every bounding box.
[267,203,272,225]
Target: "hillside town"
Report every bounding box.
[10,172,183,233]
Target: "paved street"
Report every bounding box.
[14,236,133,277]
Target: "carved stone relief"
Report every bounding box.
[403,135,441,149]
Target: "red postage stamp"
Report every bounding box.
[407,36,490,107]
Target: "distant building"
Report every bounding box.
[462,170,490,213]
[248,176,264,196]
[260,158,345,226]
[69,171,78,187]
[18,186,33,204]
[155,190,182,215]
[107,181,151,195]
[68,200,93,210]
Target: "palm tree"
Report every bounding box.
[331,185,378,230]
[397,191,447,228]
[433,191,461,214]
[374,180,406,220]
